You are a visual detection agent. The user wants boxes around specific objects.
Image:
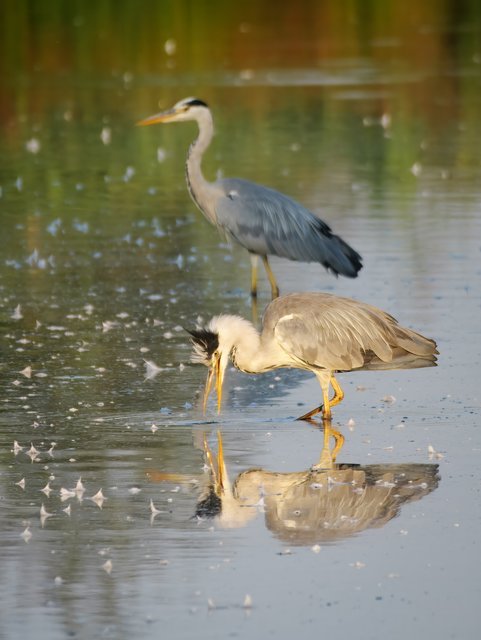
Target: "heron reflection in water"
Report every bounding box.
[150,431,440,544]
[137,98,362,298]
[188,292,438,421]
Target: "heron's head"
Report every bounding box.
[188,322,228,415]
[136,97,210,126]
[188,314,254,415]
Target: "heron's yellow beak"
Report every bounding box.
[202,355,224,415]
[136,109,178,126]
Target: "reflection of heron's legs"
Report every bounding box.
[314,421,345,469]
[317,418,334,468]
[249,253,259,298]
[330,427,345,463]
[261,255,280,299]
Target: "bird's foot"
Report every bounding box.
[296,405,323,421]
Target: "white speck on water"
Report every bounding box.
[63,504,71,516]
[26,138,41,153]
[27,443,40,461]
[11,304,23,320]
[90,489,106,508]
[60,488,76,501]
[100,127,111,145]
[163,331,173,339]
[380,113,391,129]
[21,526,32,543]
[164,38,177,55]
[40,504,54,526]
[150,424,159,433]
[150,499,161,515]
[41,482,52,497]
[410,162,422,176]
[157,147,167,162]
[428,444,444,460]
[347,418,355,429]
[351,561,366,569]
[382,395,396,404]
[20,366,32,378]
[243,594,253,609]
[144,359,163,380]
[15,478,26,490]
[128,487,142,495]
[75,477,85,494]
[54,576,64,586]
[102,560,113,575]
[207,598,216,610]
[13,440,23,455]
[400,529,408,535]
[311,544,321,554]
[123,166,135,182]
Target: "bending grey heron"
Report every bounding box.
[188,292,438,420]
[137,98,362,298]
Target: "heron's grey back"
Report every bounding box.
[214,178,362,277]
[263,292,437,372]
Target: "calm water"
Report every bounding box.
[1,2,481,639]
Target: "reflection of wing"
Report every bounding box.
[222,463,440,544]
[214,178,362,277]
[265,293,437,372]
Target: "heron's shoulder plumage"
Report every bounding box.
[264,293,437,372]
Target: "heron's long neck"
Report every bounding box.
[186,111,216,223]
[231,326,285,374]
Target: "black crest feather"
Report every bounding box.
[187,328,219,364]
[185,98,209,108]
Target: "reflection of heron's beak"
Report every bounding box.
[202,357,224,415]
[136,109,178,126]
[203,430,226,494]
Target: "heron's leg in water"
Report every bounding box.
[261,255,280,299]
[297,373,332,421]
[249,254,259,298]
[328,375,344,407]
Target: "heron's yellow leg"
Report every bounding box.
[329,375,345,408]
[250,254,258,298]
[262,255,280,299]
[297,380,331,421]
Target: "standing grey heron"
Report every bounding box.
[188,292,438,420]
[137,98,362,298]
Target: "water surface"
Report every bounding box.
[1,2,481,639]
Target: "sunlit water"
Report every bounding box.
[1,7,481,639]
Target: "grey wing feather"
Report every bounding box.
[265,293,437,372]
[214,178,362,278]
